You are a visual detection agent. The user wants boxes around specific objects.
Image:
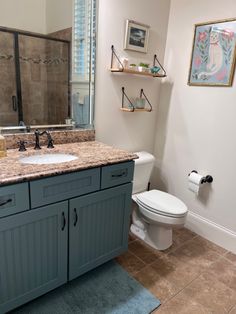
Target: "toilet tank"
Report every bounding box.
[133,151,155,194]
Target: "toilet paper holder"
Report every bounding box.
[189,170,213,184]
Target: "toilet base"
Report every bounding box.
[145,224,172,250]
[130,224,146,240]
[130,223,173,251]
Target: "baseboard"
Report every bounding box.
[185,211,236,254]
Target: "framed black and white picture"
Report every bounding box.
[124,20,150,53]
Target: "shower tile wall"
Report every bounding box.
[46,39,69,124]
[0,32,18,126]
[19,35,69,125]
[48,28,72,124]
[19,35,49,125]
[49,28,72,42]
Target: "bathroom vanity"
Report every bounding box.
[0,141,135,313]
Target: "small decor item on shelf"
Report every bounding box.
[119,57,129,69]
[129,63,137,70]
[124,20,150,53]
[138,63,150,73]
[151,66,161,74]
[65,118,72,125]
[135,97,146,109]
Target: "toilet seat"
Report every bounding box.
[135,190,188,218]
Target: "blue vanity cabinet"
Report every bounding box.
[0,202,68,314]
[101,161,134,189]
[0,160,134,312]
[0,183,29,218]
[69,183,132,280]
[30,168,100,208]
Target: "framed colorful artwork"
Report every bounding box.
[188,18,236,86]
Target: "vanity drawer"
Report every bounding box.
[30,168,100,208]
[0,183,30,218]
[101,161,134,189]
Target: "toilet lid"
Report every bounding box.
[136,190,188,217]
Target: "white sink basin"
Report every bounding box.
[20,153,78,165]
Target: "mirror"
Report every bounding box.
[71,0,96,128]
[0,0,96,132]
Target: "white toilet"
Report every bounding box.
[131,151,188,250]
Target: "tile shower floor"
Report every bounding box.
[116,228,236,314]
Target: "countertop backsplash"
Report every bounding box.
[4,129,95,150]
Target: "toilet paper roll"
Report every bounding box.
[188,172,204,195]
[188,182,200,194]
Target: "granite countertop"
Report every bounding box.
[0,141,137,186]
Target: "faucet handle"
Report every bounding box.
[34,131,41,150]
[18,140,28,151]
[47,132,54,149]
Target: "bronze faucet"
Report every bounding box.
[34,130,54,150]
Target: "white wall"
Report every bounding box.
[0,0,46,33]
[46,0,73,33]
[0,0,72,34]
[95,0,170,152]
[153,0,236,252]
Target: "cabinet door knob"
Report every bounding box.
[61,212,66,231]
[74,208,78,226]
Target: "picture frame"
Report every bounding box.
[188,18,236,86]
[124,20,150,53]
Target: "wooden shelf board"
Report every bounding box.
[110,68,166,78]
[120,108,152,112]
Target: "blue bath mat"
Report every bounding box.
[13,261,161,314]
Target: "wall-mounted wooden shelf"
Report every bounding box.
[121,87,153,112]
[110,68,166,78]
[110,45,167,78]
[120,108,152,112]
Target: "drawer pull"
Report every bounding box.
[61,212,66,231]
[111,171,127,178]
[0,198,12,207]
[74,208,78,226]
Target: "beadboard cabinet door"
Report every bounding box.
[0,202,68,314]
[69,183,132,280]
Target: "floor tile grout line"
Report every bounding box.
[127,230,236,312]
[130,234,200,276]
[133,232,199,257]
[131,238,228,307]
[158,252,225,306]
[221,253,236,266]
[129,231,196,251]
[126,249,148,267]
[206,253,236,270]
[160,270,205,307]
[166,233,229,259]
[160,253,236,309]
[130,233,229,277]
[129,231,234,258]
[228,304,236,313]
[164,234,199,255]
[128,231,234,275]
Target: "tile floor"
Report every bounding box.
[116,228,236,314]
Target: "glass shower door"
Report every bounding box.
[18,34,69,126]
[0,31,18,126]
